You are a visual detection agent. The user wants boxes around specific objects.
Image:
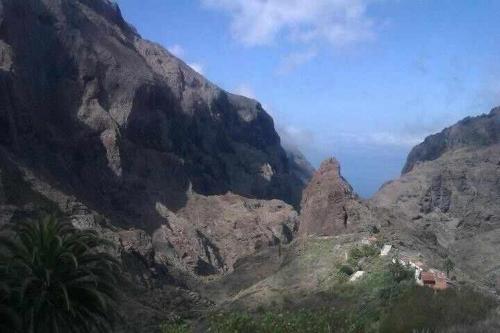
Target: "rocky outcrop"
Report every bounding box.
[153,193,298,275]
[299,158,363,236]
[402,108,500,174]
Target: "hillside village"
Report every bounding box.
[348,237,451,291]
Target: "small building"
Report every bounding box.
[419,270,448,290]
[421,272,436,286]
[349,270,365,282]
[380,244,392,256]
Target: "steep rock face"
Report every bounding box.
[0,0,307,239]
[0,0,311,274]
[153,193,298,275]
[284,146,315,185]
[299,158,367,236]
[402,108,500,174]
[373,110,500,289]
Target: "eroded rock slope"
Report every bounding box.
[374,108,500,289]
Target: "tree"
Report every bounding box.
[0,268,20,332]
[444,257,455,277]
[0,215,122,333]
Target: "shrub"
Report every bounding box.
[160,320,191,333]
[339,264,355,276]
[347,244,379,267]
[208,310,341,333]
[444,257,455,276]
[349,245,379,261]
[389,260,415,283]
[379,286,496,332]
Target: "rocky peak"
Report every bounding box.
[402,107,500,173]
[298,157,356,236]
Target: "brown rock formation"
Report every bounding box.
[299,158,357,236]
[153,192,298,275]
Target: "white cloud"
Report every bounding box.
[188,62,204,74]
[168,44,185,58]
[334,131,424,147]
[277,49,317,74]
[262,103,315,152]
[233,83,256,99]
[277,124,315,150]
[201,0,376,47]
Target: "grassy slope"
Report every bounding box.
[163,237,499,333]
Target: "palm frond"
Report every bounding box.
[0,215,123,332]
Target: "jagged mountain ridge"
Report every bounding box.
[0,0,310,233]
[402,108,500,174]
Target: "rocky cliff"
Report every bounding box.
[374,108,500,290]
[0,0,308,229]
[0,0,311,278]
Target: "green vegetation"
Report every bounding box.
[444,257,455,276]
[380,285,496,332]
[207,310,344,333]
[348,244,378,264]
[160,320,191,333]
[193,258,496,333]
[338,264,355,276]
[203,285,495,333]
[388,260,415,283]
[0,215,121,333]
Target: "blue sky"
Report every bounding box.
[116,0,500,197]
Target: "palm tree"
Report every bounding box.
[0,215,122,333]
[0,263,20,332]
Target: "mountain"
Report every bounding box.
[1,0,499,331]
[0,0,315,326]
[0,0,308,222]
[0,0,312,273]
[374,108,500,290]
[216,107,500,311]
[402,108,500,174]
